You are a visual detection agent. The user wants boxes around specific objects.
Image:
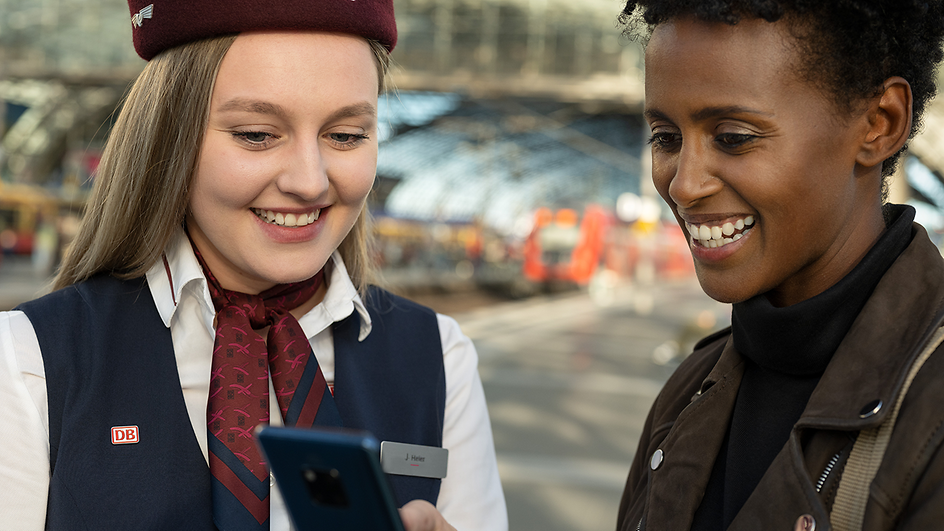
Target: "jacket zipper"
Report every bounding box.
[816,452,842,493]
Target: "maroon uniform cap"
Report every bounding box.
[126,0,397,60]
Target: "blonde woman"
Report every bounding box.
[0,2,506,530]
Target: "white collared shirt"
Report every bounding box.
[0,231,507,530]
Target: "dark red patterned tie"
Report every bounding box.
[191,240,342,530]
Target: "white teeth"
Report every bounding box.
[685,215,756,249]
[253,208,322,227]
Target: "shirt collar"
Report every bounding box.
[145,230,372,341]
[300,252,373,342]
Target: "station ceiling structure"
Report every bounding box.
[375,92,645,234]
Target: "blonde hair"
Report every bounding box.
[56,36,390,293]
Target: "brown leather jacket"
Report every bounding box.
[618,223,944,531]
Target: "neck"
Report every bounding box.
[290,281,328,320]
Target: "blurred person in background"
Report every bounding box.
[0,1,506,530]
[616,1,944,530]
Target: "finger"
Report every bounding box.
[399,500,435,531]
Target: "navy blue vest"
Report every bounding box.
[18,275,445,530]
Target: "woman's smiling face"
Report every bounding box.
[644,17,885,306]
[187,31,379,294]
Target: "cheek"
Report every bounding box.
[192,146,270,207]
[650,157,676,203]
[190,165,247,212]
[331,156,377,203]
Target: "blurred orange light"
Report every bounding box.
[555,208,578,227]
[533,207,553,227]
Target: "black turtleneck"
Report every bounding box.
[691,204,915,530]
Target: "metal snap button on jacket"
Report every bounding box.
[859,399,883,418]
[650,449,664,471]
[794,514,815,531]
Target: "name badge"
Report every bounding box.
[380,442,448,479]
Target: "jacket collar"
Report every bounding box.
[699,223,944,430]
[799,222,944,429]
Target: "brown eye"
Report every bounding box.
[717,133,755,148]
[647,132,681,150]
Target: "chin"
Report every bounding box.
[695,272,753,305]
[258,263,326,286]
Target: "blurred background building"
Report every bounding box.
[4,0,944,296]
[0,0,672,298]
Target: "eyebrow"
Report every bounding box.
[326,102,377,122]
[645,105,773,123]
[217,98,289,119]
[216,98,377,122]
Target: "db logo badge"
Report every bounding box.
[111,425,140,445]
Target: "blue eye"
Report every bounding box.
[241,132,269,143]
[232,131,276,147]
[327,132,370,149]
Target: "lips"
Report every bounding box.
[252,208,321,227]
[685,216,755,248]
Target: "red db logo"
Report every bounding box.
[111,425,140,445]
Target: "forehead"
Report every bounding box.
[644,17,804,116]
[212,31,379,108]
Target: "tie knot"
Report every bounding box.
[224,292,268,329]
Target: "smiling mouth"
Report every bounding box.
[685,216,755,248]
[252,208,321,228]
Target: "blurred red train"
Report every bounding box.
[522,204,694,285]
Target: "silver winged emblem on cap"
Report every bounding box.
[132,4,153,28]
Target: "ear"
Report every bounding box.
[856,76,912,169]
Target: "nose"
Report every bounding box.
[663,141,723,208]
[277,141,330,201]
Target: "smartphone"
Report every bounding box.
[257,426,406,531]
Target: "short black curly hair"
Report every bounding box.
[620,0,944,186]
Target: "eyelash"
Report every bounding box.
[716,133,756,148]
[647,132,681,151]
[232,131,279,148]
[232,131,370,149]
[326,132,370,149]
[646,132,757,152]
[230,131,371,150]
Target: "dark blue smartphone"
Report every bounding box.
[257,426,406,531]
